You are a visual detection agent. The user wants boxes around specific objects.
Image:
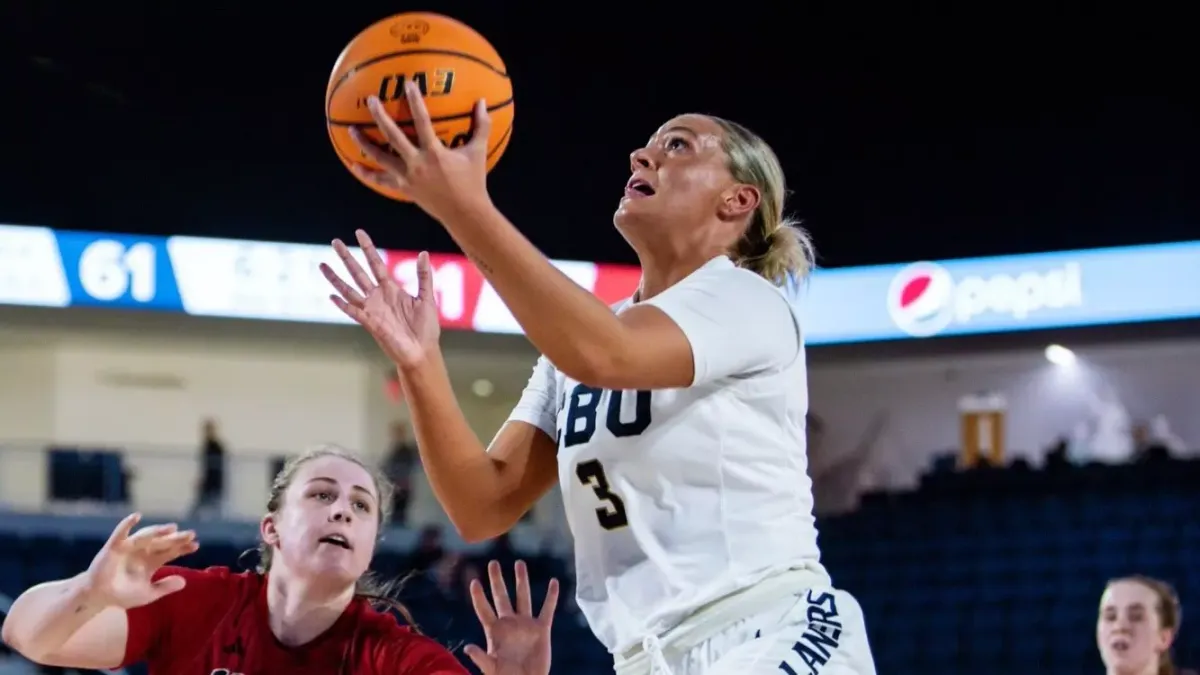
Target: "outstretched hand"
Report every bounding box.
[319,229,441,369]
[350,80,494,223]
[83,513,198,609]
[464,560,560,675]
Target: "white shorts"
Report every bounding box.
[616,586,876,675]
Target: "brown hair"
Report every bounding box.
[1105,575,1182,675]
[708,116,816,285]
[254,445,417,628]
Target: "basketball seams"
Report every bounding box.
[326,98,513,128]
[330,121,511,175]
[487,123,512,161]
[327,103,513,163]
[336,48,508,79]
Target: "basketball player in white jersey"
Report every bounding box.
[320,82,877,674]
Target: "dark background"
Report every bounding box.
[0,3,1195,268]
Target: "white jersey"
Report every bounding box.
[506,255,826,654]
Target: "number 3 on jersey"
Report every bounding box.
[575,459,629,530]
[562,384,652,531]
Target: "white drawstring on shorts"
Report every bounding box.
[642,635,673,675]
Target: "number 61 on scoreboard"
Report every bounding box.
[57,234,181,310]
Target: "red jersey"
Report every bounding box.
[119,566,469,675]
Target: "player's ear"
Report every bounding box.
[718,183,760,221]
[260,513,280,547]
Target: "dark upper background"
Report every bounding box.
[0,3,1195,269]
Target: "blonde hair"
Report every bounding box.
[1103,575,1182,675]
[253,445,416,627]
[708,116,816,285]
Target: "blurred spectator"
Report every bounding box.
[1085,383,1135,463]
[1133,421,1169,462]
[483,532,519,571]
[457,558,483,600]
[809,411,887,515]
[383,422,417,524]
[406,525,445,573]
[1149,414,1188,455]
[190,418,226,519]
[1066,420,1093,464]
[431,552,464,597]
[1043,435,1069,469]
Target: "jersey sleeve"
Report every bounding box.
[120,565,234,668]
[504,355,558,441]
[641,266,800,386]
[370,630,470,674]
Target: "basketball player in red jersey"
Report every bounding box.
[2,446,559,674]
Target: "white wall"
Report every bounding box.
[0,345,55,442]
[52,345,368,451]
[0,306,550,525]
[50,342,372,516]
[0,344,56,510]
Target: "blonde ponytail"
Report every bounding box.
[709,115,816,284]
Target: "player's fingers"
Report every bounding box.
[467,99,492,154]
[319,263,366,307]
[487,560,514,617]
[468,578,497,627]
[415,251,434,303]
[167,535,200,558]
[513,560,532,616]
[148,574,187,601]
[154,532,196,557]
[349,163,409,196]
[462,645,497,675]
[106,513,141,550]
[348,128,408,175]
[403,81,440,152]
[149,537,199,569]
[330,295,370,327]
[538,577,561,627]
[354,230,391,287]
[331,239,375,295]
[127,523,178,550]
[365,96,419,164]
[145,530,194,555]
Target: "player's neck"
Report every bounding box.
[635,253,721,301]
[265,572,355,647]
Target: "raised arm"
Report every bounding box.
[320,241,558,543]
[433,204,697,390]
[347,85,698,390]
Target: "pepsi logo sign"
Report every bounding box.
[887,261,956,337]
[887,261,1085,338]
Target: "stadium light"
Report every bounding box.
[1044,344,1076,367]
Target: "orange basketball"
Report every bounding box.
[325,13,514,202]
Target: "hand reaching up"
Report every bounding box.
[319,229,442,369]
[464,560,560,675]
